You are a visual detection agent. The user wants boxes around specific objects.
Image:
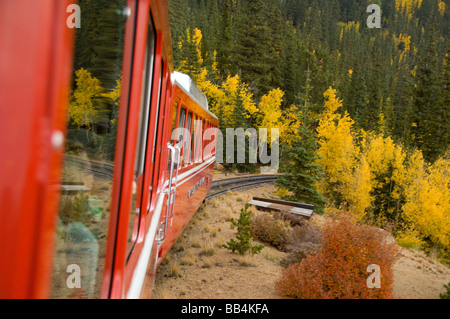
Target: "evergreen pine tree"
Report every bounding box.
[411,24,443,162]
[168,0,192,69]
[281,20,301,106]
[231,0,278,99]
[277,71,327,214]
[438,44,450,155]
[223,204,264,256]
[216,0,234,80]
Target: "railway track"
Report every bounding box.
[64,156,115,180]
[206,174,279,200]
[63,156,279,200]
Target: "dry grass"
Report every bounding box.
[219,206,234,222]
[152,184,291,299]
[238,254,257,267]
[170,261,180,277]
[180,250,198,266]
[152,287,176,299]
[200,238,217,257]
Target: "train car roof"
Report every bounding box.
[172,71,212,113]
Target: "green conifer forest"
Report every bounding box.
[169,0,449,162]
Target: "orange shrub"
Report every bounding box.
[276,216,397,299]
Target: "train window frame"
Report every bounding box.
[135,20,156,176]
[168,100,180,171]
[204,120,210,160]
[177,106,187,164]
[193,116,197,163]
[194,116,203,163]
[191,114,197,164]
[191,114,196,164]
[126,14,157,259]
[148,61,169,215]
[171,100,180,144]
[201,118,206,161]
[151,63,164,165]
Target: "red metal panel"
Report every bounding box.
[101,0,138,298]
[104,0,176,299]
[103,0,152,299]
[123,48,166,296]
[157,162,215,263]
[0,0,218,300]
[123,1,174,296]
[0,0,75,298]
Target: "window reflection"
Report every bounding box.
[51,0,129,299]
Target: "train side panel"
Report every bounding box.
[0,0,76,299]
[0,0,218,299]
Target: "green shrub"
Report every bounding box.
[441,282,450,299]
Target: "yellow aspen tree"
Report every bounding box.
[69,68,102,130]
[343,154,373,219]
[402,151,450,257]
[316,87,356,202]
[239,83,258,118]
[280,105,302,147]
[362,134,408,224]
[221,75,240,127]
[438,1,446,16]
[395,0,422,15]
[257,88,286,145]
[198,73,257,131]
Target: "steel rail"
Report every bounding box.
[206,175,278,200]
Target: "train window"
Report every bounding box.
[194,117,203,163]
[193,117,198,162]
[127,17,157,257]
[198,118,204,162]
[51,0,131,299]
[151,64,164,164]
[203,120,208,159]
[190,114,196,164]
[168,101,181,173]
[176,107,187,167]
[191,115,196,164]
[171,101,179,144]
[167,101,179,171]
[184,112,193,166]
[178,107,187,143]
[193,117,197,163]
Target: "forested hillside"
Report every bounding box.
[169,0,448,160]
[168,0,450,262]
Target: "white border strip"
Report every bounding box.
[176,156,215,187]
[177,156,216,184]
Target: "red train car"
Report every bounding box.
[0,0,218,299]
